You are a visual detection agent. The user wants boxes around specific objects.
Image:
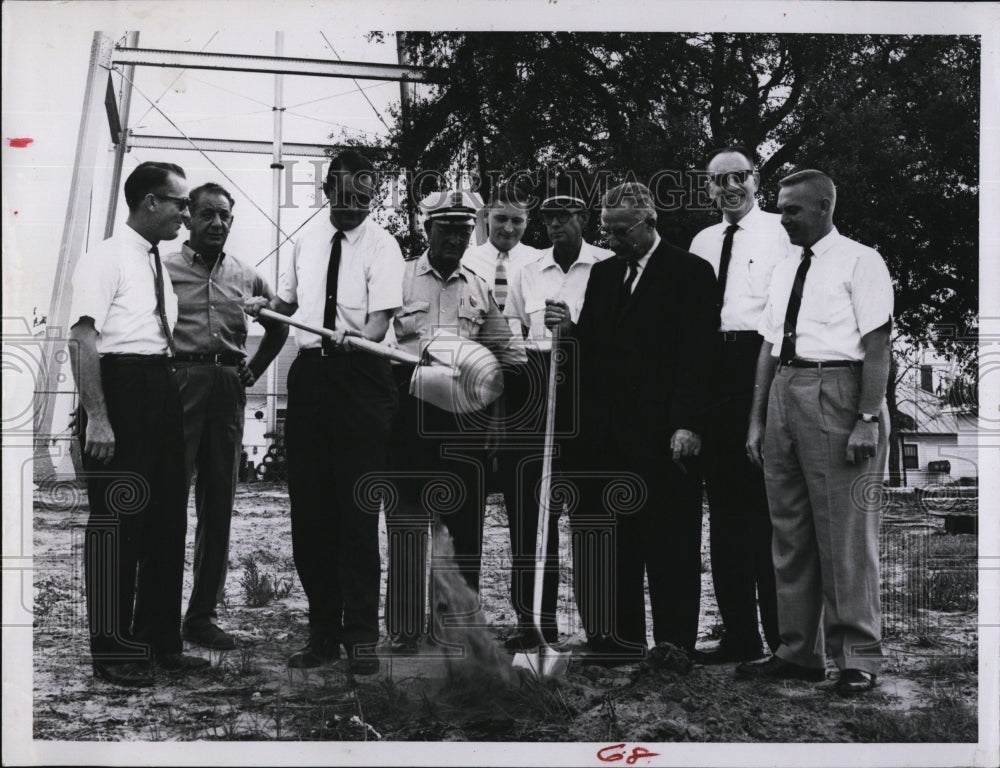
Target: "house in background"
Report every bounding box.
[892,358,977,487]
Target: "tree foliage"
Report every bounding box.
[383,32,978,363]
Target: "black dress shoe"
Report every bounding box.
[288,636,341,669]
[390,636,419,655]
[346,645,380,676]
[92,661,155,688]
[735,655,826,682]
[836,668,877,696]
[183,623,237,651]
[690,644,764,665]
[154,652,211,673]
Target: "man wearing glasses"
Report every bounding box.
[688,147,795,665]
[570,182,718,665]
[69,161,209,686]
[498,175,612,652]
[245,150,404,676]
[164,183,288,653]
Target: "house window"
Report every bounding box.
[903,444,918,470]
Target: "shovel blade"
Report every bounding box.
[511,647,570,680]
[410,333,503,414]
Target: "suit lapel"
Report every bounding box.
[617,245,664,323]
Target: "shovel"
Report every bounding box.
[256,309,503,413]
[511,326,571,680]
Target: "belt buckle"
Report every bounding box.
[213,353,222,366]
[320,346,330,358]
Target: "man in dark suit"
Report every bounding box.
[559,181,718,665]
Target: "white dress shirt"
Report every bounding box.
[278,216,405,349]
[69,224,178,355]
[461,239,542,294]
[505,240,613,347]
[689,204,797,332]
[759,227,894,361]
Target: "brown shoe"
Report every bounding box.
[92,661,155,688]
[835,669,877,696]
[346,645,380,676]
[288,635,340,669]
[183,623,237,651]
[735,655,826,682]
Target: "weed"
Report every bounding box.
[839,688,977,742]
[239,554,293,607]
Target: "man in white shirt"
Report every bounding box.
[247,150,404,676]
[500,178,613,651]
[739,169,893,696]
[69,161,209,687]
[688,147,794,664]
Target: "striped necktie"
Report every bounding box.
[494,251,509,311]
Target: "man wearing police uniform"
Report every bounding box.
[69,161,209,687]
[164,182,288,651]
[247,150,404,676]
[688,147,794,663]
[386,190,525,655]
[740,170,892,696]
[499,177,612,651]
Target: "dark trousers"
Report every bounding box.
[174,362,245,629]
[570,451,703,653]
[494,352,560,640]
[79,356,188,664]
[284,352,396,651]
[703,333,780,654]
[385,366,487,640]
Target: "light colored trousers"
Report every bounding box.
[763,364,887,674]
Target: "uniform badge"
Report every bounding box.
[469,295,479,308]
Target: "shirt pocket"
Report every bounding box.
[800,282,852,326]
[524,297,547,339]
[396,299,430,341]
[747,258,774,299]
[458,303,486,339]
[337,271,368,310]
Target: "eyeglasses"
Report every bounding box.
[599,219,646,239]
[152,193,191,211]
[708,169,754,187]
[540,209,580,225]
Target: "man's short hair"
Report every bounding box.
[779,169,837,206]
[705,145,757,169]
[124,162,186,211]
[602,182,658,224]
[326,150,376,183]
[189,182,235,212]
[487,182,531,209]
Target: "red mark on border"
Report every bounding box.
[7,138,34,148]
[597,744,661,764]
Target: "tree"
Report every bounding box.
[381,32,978,368]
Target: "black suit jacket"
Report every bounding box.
[571,238,719,460]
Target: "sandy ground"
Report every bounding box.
[32,481,978,742]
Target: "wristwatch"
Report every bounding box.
[858,412,879,423]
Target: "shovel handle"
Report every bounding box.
[257,307,424,366]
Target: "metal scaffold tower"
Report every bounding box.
[35,31,442,472]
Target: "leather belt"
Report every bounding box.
[781,359,861,370]
[173,352,244,366]
[100,353,170,364]
[719,330,761,342]
[297,347,349,358]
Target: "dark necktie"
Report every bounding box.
[779,247,814,363]
[150,246,176,356]
[622,259,639,301]
[717,223,740,307]
[322,230,345,353]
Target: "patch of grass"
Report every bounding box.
[839,689,977,742]
[239,554,293,607]
[925,567,977,612]
[920,653,977,682]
